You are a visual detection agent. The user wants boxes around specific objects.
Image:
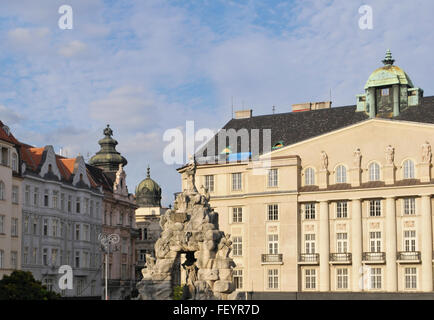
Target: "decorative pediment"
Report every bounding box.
[39,145,61,180]
[72,156,91,187]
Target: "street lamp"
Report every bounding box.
[98,233,120,300]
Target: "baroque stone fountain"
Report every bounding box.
[136,157,240,300]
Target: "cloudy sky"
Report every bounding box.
[1,0,434,206]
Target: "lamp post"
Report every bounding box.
[98,233,120,300]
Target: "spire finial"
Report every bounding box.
[103,124,113,137]
[146,165,150,178]
[382,49,395,66]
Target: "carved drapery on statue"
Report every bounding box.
[136,162,240,300]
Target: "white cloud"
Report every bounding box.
[58,40,87,57]
[0,104,24,125]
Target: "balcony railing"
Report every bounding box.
[397,251,421,263]
[362,252,386,264]
[298,253,320,264]
[261,254,283,264]
[329,253,352,264]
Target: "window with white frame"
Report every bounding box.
[405,267,417,289]
[233,269,243,289]
[403,160,415,179]
[42,248,48,266]
[23,247,29,265]
[267,269,279,289]
[11,218,18,236]
[0,181,5,200]
[369,200,381,217]
[369,232,382,252]
[76,197,81,213]
[305,269,316,289]
[232,207,242,223]
[205,175,214,192]
[232,237,242,256]
[12,186,19,204]
[370,267,382,289]
[305,234,316,254]
[336,201,347,218]
[0,215,4,233]
[369,162,380,181]
[404,198,415,215]
[32,248,38,264]
[304,203,316,219]
[51,248,58,266]
[336,268,348,289]
[52,191,58,209]
[268,169,278,187]
[52,219,59,237]
[268,234,279,254]
[10,251,17,269]
[44,189,49,207]
[25,186,30,206]
[336,233,348,253]
[232,173,242,191]
[75,224,81,240]
[305,168,315,186]
[12,153,18,172]
[0,250,3,268]
[404,230,416,252]
[336,165,347,183]
[267,204,279,221]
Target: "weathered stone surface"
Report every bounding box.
[213,280,232,293]
[198,269,219,281]
[218,269,233,281]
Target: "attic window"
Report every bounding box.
[3,126,10,135]
[381,88,389,96]
[79,173,83,181]
[272,141,284,150]
[48,164,52,172]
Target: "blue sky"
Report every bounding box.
[1,0,434,206]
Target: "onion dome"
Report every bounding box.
[135,166,162,207]
[89,125,127,172]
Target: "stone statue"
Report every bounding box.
[185,155,198,193]
[320,151,328,170]
[385,145,394,165]
[114,163,128,195]
[353,148,362,167]
[422,141,432,164]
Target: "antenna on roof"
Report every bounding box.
[329,88,332,103]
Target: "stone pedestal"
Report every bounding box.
[350,168,361,187]
[418,163,431,183]
[383,165,395,185]
[318,170,329,189]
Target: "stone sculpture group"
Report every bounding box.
[136,157,240,300]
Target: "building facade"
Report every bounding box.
[179,51,434,293]
[20,144,103,297]
[0,121,22,279]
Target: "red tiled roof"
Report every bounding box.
[0,120,20,145]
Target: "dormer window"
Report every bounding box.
[3,125,10,136]
[48,164,52,172]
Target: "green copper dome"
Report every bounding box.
[135,166,162,207]
[89,125,128,172]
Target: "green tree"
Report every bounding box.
[0,270,61,300]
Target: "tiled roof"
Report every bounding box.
[0,120,20,145]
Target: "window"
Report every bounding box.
[76,278,84,296]
[139,249,147,262]
[25,186,30,206]
[267,269,279,289]
[11,218,18,236]
[232,207,243,223]
[23,247,29,265]
[0,215,4,234]
[404,198,415,215]
[119,211,124,225]
[305,168,315,186]
[76,197,81,213]
[0,181,5,200]
[11,251,17,269]
[304,203,316,220]
[404,230,416,252]
[337,233,348,253]
[232,237,242,256]
[75,251,80,268]
[369,200,381,217]
[233,270,243,289]
[121,264,127,279]
[84,198,89,215]
[75,224,81,240]
[336,165,347,183]
[268,169,278,187]
[369,162,380,181]
[24,216,29,234]
[52,219,59,237]
[268,234,279,254]
[44,189,49,207]
[61,193,65,212]
[12,186,19,204]
[43,248,48,266]
[0,250,3,268]
[52,191,58,209]
[90,200,94,216]
[83,252,89,268]
[336,201,347,218]
[34,187,39,207]
[405,267,417,289]
[33,217,38,235]
[232,173,242,191]
[142,228,148,240]
[268,204,279,221]
[370,232,382,252]
[305,234,316,254]
[370,268,382,289]
[12,153,18,172]
[403,160,415,179]
[68,196,72,213]
[32,248,38,264]
[205,175,214,192]
[84,225,90,241]
[336,268,348,289]
[305,269,316,289]
[43,219,48,236]
[51,249,58,266]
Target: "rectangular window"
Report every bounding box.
[369,232,382,252]
[84,198,89,215]
[75,251,80,268]
[68,196,72,213]
[268,204,279,221]
[11,251,17,269]
[404,230,416,252]
[370,268,382,289]
[404,198,415,215]
[336,268,348,289]
[205,175,214,192]
[232,207,243,223]
[369,200,381,217]
[75,224,81,241]
[33,217,38,235]
[268,169,278,187]
[405,267,417,289]
[268,234,279,254]
[51,248,58,266]
[304,203,316,219]
[52,191,59,209]
[305,234,316,254]
[34,187,39,207]
[0,250,3,268]
[11,218,18,236]
[43,219,48,236]
[233,270,243,289]
[52,219,58,237]
[232,173,242,191]
[336,201,347,218]
[44,189,49,207]
[232,236,242,256]
[44,278,53,292]
[61,193,65,212]
[121,264,127,279]
[43,248,48,266]
[83,252,89,268]
[267,269,279,289]
[12,186,19,204]
[76,197,81,214]
[305,269,316,289]
[337,233,348,253]
[139,249,147,262]
[84,224,90,241]
[0,215,4,234]
[23,247,29,265]
[25,186,30,206]
[90,200,94,217]
[33,248,38,264]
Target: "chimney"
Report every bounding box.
[234,109,253,119]
[292,101,331,112]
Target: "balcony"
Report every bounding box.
[329,253,352,264]
[261,254,283,265]
[362,252,386,264]
[298,253,320,265]
[397,251,421,264]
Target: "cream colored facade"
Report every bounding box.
[180,119,434,293]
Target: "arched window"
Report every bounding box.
[403,160,415,179]
[369,162,380,181]
[336,165,347,183]
[305,168,315,185]
[0,181,5,200]
[12,153,18,172]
